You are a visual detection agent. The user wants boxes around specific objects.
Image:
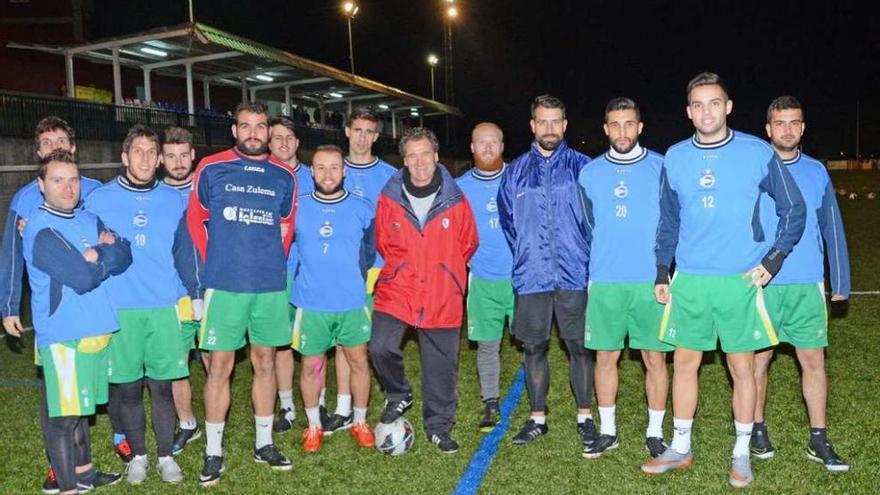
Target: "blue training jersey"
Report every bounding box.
[456,165,512,280]
[86,176,196,309]
[286,163,314,278]
[345,156,396,270]
[655,130,806,276]
[164,178,192,198]
[291,191,376,312]
[580,148,662,283]
[1,176,101,318]
[760,151,850,295]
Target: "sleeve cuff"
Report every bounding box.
[655,265,670,285]
[761,248,786,276]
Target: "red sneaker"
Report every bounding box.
[302,426,323,453]
[350,422,375,448]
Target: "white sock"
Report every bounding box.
[646,408,666,438]
[205,421,225,457]
[335,394,352,417]
[598,405,617,436]
[576,413,592,424]
[530,415,546,425]
[254,415,274,450]
[305,407,322,428]
[353,407,367,424]
[179,417,197,431]
[670,417,693,454]
[732,421,753,458]
[318,388,326,407]
[278,389,295,413]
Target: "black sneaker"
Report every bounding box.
[806,440,850,472]
[274,408,296,434]
[578,418,598,446]
[582,434,619,459]
[253,444,293,471]
[750,423,776,459]
[199,455,225,487]
[430,432,460,453]
[512,419,548,445]
[171,427,202,455]
[646,436,668,459]
[322,413,353,435]
[478,399,500,432]
[76,471,122,493]
[380,394,414,423]
[42,468,58,495]
[319,405,330,427]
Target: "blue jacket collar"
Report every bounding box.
[529,139,570,160]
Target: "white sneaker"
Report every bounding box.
[157,456,183,483]
[125,455,148,484]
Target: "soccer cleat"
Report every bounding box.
[350,423,376,448]
[380,394,414,424]
[478,399,500,432]
[157,456,183,483]
[301,426,324,453]
[198,455,225,487]
[578,418,599,446]
[171,427,202,456]
[42,468,59,495]
[319,405,330,428]
[750,423,776,459]
[806,440,850,472]
[646,437,668,459]
[430,432,460,454]
[512,419,548,445]
[582,434,619,459]
[640,448,694,474]
[114,439,134,465]
[323,413,353,435]
[273,407,296,434]
[728,455,753,488]
[254,444,293,470]
[76,471,122,493]
[125,455,148,484]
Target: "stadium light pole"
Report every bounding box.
[342,2,359,74]
[427,54,439,100]
[443,2,458,144]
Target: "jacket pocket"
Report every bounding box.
[377,262,408,286]
[440,263,465,295]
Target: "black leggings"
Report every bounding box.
[112,378,176,457]
[43,414,91,492]
[523,338,593,412]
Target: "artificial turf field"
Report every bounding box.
[1,171,879,494]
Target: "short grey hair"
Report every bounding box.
[398,127,439,156]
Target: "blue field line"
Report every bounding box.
[0,379,41,387]
[453,366,526,495]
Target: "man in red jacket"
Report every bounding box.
[369,127,478,453]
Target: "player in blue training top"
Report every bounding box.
[579,98,673,460]
[290,144,377,453]
[267,116,313,435]
[86,125,201,485]
[159,126,208,457]
[642,73,806,489]
[23,150,131,494]
[456,122,513,433]
[751,96,850,471]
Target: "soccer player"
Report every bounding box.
[369,127,478,453]
[86,124,200,484]
[641,73,806,488]
[579,98,673,459]
[267,116,312,435]
[751,96,850,471]
[497,95,595,446]
[456,122,513,432]
[159,126,206,456]
[291,145,376,452]
[187,102,297,486]
[23,149,131,494]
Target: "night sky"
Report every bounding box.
[89,0,880,159]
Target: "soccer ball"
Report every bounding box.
[374,418,415,456]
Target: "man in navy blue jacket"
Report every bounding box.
[498,95,595,447]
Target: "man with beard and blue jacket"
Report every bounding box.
[498,95,595,447]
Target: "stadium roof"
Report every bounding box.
[6,22,462,120]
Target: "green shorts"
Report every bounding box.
[291,306,372,356]
[200,288,293,351]
[109,307,190,383]
[586,282,673,352]
[763,283,828,349]
[41,335,111,417]
[658,272,779,353]
[467,276,514,342]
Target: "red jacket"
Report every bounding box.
[374,166,478,329]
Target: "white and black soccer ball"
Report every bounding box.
[374,417,415,456]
